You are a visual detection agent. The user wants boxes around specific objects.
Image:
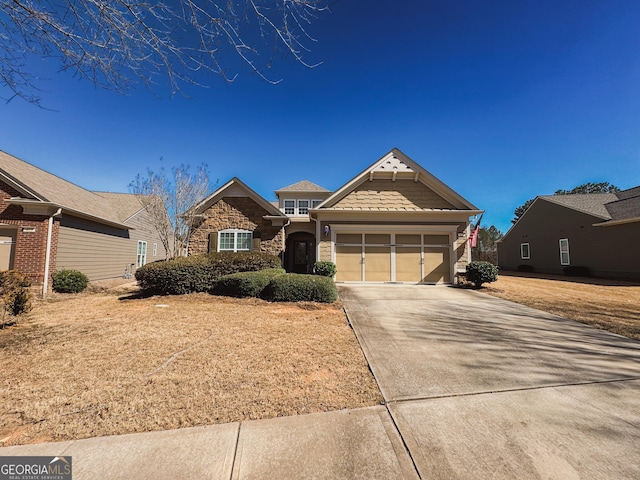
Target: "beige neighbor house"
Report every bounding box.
[497,187,640,280]
[0,150,167,294]
[189,149,482,284]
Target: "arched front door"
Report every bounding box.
[286,232,316,274]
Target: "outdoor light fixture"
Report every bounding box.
[324,225,330,236]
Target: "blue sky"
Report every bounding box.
[1,0,639,234]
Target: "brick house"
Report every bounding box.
[0,150,167,294]
[189,149,482,284]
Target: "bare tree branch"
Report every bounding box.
[0,0,329,103]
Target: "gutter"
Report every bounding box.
[43,208,62,297]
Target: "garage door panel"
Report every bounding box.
[424,248,450,283]
[336,246,362,282]
[396,247,422,283]
[364,246,391,282]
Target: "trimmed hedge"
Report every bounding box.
[52,269,89,293]
[0,270,32,318]
[261,274,337,303]
[135,252,282,295]
[563,266,591,277]
[212,268,285,298]
[313,261,336,277]
[466,261,499,288]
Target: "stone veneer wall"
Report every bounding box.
[188,197,284,257]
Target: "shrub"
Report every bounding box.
[135,252,282,295]
[52,269,89,293]
[563,266,591,277]
[0,270,32,319]
[313,261,337,277]
[212,268,285,298]
[466,261,499,288]
[261,274,337,303]
[517,264,535,273]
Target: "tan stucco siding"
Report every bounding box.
[332,179,456,210]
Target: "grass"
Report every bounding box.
[0,284,382,446]
[483,272,640,340]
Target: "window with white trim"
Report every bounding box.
[311,199,322,208]
[520,243,530,259]
[218,229,253,252]
[284,200,295,215]
[137,241,147,267]
[559,238,570,265]
[298,200,310,215]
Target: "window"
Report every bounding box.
[284,200,295,215]
[153,243,158,257]
[298,200,310,215]
[520,243,530,259]
[312,199,323,208]
[137,241,147,267]
[218,229,253,252]
[559,239,570,265]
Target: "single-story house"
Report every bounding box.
[0,150,167,293]
[497,187,640,279]
[189,149,482,283]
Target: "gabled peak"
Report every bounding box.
[276,180,331,194]
[371,153,415,174]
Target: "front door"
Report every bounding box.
[293,240,313,273]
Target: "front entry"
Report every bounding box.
[285,232,316,274]
[0,228,17,271]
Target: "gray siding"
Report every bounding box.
[498,199,640,279]
[56,209,167,282]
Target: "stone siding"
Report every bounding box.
[189,197,284,256]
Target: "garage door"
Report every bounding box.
[335,233,451,283]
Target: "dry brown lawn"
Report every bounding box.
[483,272,640,340]
[0,285,382,446]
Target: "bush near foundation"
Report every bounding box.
[313,261,337,277]
[135,252,282,295]
[212,268,285,298]
[466,261,499,288]
[0,270,32,320]
[261,274,337,303]
[52,269,89,293]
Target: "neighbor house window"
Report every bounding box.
[137,241,147,267]
[559,238,570,265]
[298,200,310,215]
[284,200,295,215]
[153,243,158,257]
[218,229,253,252]
[520,243,530,259]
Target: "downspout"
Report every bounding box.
[43,208,62,297]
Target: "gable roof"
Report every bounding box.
[192,177,286,218]
[539,193,618,220]
[0,150,140,228]
[316,148,480,211]
[275,180,331,194]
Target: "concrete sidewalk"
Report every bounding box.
[0,406,418,480]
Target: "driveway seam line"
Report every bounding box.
[386,376,640,404]
[383,404,422,480]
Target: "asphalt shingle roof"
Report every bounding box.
[0,150,141,226]
[275,180,331,193]
[540,194,618,219]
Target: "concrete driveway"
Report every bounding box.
[339,284,640,479]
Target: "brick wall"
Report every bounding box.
[189,197,284,256]
[0,181,58,286]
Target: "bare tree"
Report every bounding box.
[130,164,209,259]
[1,0,328,104]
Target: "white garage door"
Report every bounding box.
[334,233,451,283]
